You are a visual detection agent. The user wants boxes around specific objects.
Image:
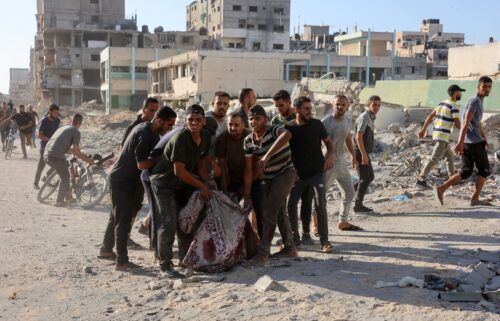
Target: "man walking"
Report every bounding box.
[416,85,464,188]
[285,97,334,252]
[34,104,60,189]
[353,95,381,213]
[6,105,33,159]
[100,106,177,271]
[322,95,362,231]
[434,77,493,207]
[45,114,94,207]
[28,105,39,148]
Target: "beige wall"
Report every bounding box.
[449,42,500,79]
[339,43,360,56]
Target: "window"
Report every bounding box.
[217,24,220,30]
[411,66,416,74]
[236,43,243,49]
[228,42,235,48]
[273,25,284,32]
[182,36,193,44]
[91,54,100,61]
[253,42,261,50]
[247,24,255,29]
[249,6,258,12]
[166,34,176,43]
[90,0,98,4]
[274,8,284,14]
[233,5,241,11]
[111,66,130,72]
[395,67,401,74]
[258,24,267,31]
[135,66,147,73]
[238,20,246,28]
[498,64,500,72]
[273,43,284,50]
[91,15,99,23]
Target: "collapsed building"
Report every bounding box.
[9,68,33,104]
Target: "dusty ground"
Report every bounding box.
[1,135,499,321]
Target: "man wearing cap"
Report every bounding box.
[435,76,494,207]
[243,105,297,265]
[416,84,464,188]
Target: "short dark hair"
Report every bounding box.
[238,88,254,103]
[213,91,230,101]
[73,114,83,124]
[479,76,493,84]
[293,96,312,109]
[153,106,177,121]
[333,94,349,102]
[186,104,205,116]
[366,95,381,105]
[228,112,246,123]
[143,97,159,109]
[19,104,25,109]
[49,103,59,112]
[272,90,291,102]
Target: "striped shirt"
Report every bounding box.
[432,99,459,142]
[243,125,293,180]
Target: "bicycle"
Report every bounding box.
[4,127,16,159]
[37,152,114,209]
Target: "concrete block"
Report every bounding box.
[254,275,277,292]
[485,276,500,292]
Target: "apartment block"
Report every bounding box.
[9,68,32,104]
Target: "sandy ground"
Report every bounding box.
[1,138,499,321]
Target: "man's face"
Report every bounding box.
[228,116,245,139]
[368,100,381,114]
[142,102,160,122]
[452,91,462,101]
[212,95,230,118]
[333,97,350,117]
[246,91,257,108]
[186,113,204,133]
[49,109,60,119]
[274,99,292,116]
[28,105,33,112]
[478,82,493,97]
[249,115,267,133]
[296,101,313,122]
[159,118,176,135]
[19,106,25,113]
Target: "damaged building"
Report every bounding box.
[9,68,32,104]
[32,0,139,107]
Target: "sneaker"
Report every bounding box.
[415,179,431,189]
[301,233,315,245]
[353,205,374,213]
[321,241,333,253]
[270,246,298,258]
[33,183,40,190]
[54,201,68,208]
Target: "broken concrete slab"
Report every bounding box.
[459,262,497,292]
[475,251,500,263]
[485,276,500,292]
[254,275,278,292]
[438,292,485,302]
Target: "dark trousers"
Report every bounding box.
[258,168,296,256]
[34,147,54,185]
[101,179,144,265]
[288,172,329,244]
[0,126,9,146]
[355,150,374,206]
[45,156,70,203]
[251,180,266,239]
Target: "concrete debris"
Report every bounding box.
[254,275,278,292]
[374,276,424,289]
[485,276,500,292]
[387,123,402,134]
[459,262,497,293]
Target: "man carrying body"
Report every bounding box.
[244,105,297,265]
[234,88,257,127]
[434,77,494,207]
[100,106,177,271]
[120,98,160,147]
[353,95,381,213]
[28,105,39,148]
[416,85,463,188]
[6,105,33,159]
[34,104,60,189]
[322,95,362,231]
[44,114,94,207]
[150,105,212,277]
[285,97,334,252]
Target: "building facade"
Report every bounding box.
[448,42,500,80]
[9,68,32,104]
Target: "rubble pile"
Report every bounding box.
[78,100,104,111]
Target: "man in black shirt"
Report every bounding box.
[120,97,160,147]
[33,104,60,189]
[0,102,12,151]
[28,105,39,148]
[285,96,334,253]
[6,105,33,159]
[100,106,177,271]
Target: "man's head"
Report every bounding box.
[447,84,466,101]
[239,88,256,109]
[28,104,34,112]
[72,114,83,128]
[366,95,381,115]
[333,95,350,118]
[248,105,268,133]
[477,76,493,98]
[141,97,160,122]
[18,105,26,113]
[227,112,246,140]
[273,90,292,117]
[151,106,177,135]
[211,91,230,119]
[48,103,60,119]
[185,104,205,134]
[293,96,313,123]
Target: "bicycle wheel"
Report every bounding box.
[4,138,12,159]
[75,169,108,209]
[37,171,60,204]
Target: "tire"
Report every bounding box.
[4,139,12,159]
[37,171,60,204]
[75,169,108,209]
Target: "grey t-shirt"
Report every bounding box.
[463,96,484,144]
[354,111,376,154]
[322,115,351,168]
[45,125,81,160]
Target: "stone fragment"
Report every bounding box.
[254,275,278,292]
[485,276,500,292]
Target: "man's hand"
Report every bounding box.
[454,142,465,155]
[324,154,334,171]
[418,129,426,139]
[211,162,222,178]
[87,158,95,165]
[351,156,358,170]
[200,185,211,200]
[243,197,253,210]
[361,154,369,166]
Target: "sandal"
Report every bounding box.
[339,224,363,231]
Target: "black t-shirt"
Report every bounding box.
[38,116,61,149]
[285,118,328,180]
[121,115,144,147]
[109,122,159,183]
[11,112,33,134]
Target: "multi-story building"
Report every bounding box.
[32,0,138,107]
[9,68,32,104]
[186,0,291,52]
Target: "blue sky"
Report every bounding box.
[1,0,499,95]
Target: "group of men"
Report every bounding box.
[0,102,40,157]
